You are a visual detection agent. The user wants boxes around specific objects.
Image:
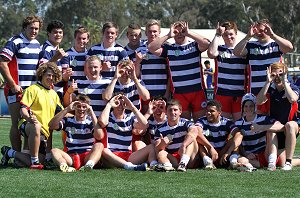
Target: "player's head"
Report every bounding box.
[46,20,64,45]
[270,62,288,85]
[84,55,102,80]
[145,19,161,42]
[254,19,272,42]
[241,93,256,115]
[166,99,182,123]
[221,21,237,46]
[152,95,167,117]
[205,100,222,123]
[118,59,133,81]
[22,16,43,41]
[74,94,91,118]
[126,22,142,47]
[37,62,62,87]
[173,21,187,45]
[102,22,118,44]
[74,26,90,51]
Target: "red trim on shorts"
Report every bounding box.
[113,151,132,161]
[171,151,181,163]
[69,151,90,170]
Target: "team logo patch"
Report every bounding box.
[201,101,207,108]
[71,59,78,67]
[83,88,89,94]
[113,123,119,130]
[174,50,180,56]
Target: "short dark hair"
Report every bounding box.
[206,100,222,111]
[128,22,141,30]
[47,20,64,33]
[102,22,118,34]
[76,93,91,105]
[166,99,182,110]
[204,60,210,65]
[74,26,89,39]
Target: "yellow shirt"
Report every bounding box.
[20,83,63,139]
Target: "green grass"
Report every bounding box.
[0,117,300,198]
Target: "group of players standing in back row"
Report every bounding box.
[0,15,299,172]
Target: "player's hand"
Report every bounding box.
[53,48,67,60]
[127,61,137,81]
[181,21,190,37]
[266,66,274,83]
[216,22,225,36]
[220,153,229,165]
[115,62,124,79]
[69,101,81,111]
[68,79,78,94]
[108,94,122,108]
[246,23,256,39]
[135,51,146,64]
[86,104,93,116]
[11,84,23,94]
[168,23,176,38]
[62,68,73,81]
[160,133,173,145]
[102,61,112,71]
[122,95,135,111]
[263,23,275,37]
[209,147,219,162]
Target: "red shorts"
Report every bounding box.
[171,151,181,163]
[69,151,90,170]
[256,153,280,167]
[173,90,206,112]
[113,151,132,161]
[4,87,22,104]
[214,95,242,114]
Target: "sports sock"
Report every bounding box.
[268,153,277,165]
[31,156,39,164]
[229,154,239,164]
[286,159,292,164]
[203,156,212,166]
[7,149,16,158]
[45,153,52,161]
[179,154,190,165]
[150,160,158,167]
[85,160,95,168]
[124,162,136,170]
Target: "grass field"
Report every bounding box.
[0,117,300,198]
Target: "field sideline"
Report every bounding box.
[0,117,300,198]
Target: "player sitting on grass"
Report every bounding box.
[233,93,284,172]
[49,94,104,172]
[98,94,157,171]
[194,100,240,169]
[1,62,63,169]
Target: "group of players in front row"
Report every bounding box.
[1,60,299,172]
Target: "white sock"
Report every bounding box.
[45,153,52,161]
[179,154,190,165]
[163,162,173,167]
[8,149,16,158]
[85,160,95,168]
[60,162,67,167]
[268,153,277,165]
[124,162,136,170]
[150,160,158,167]
[31,156,39,164]
[229,154,239,164]
[203,156,212,166]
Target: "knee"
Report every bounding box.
[156,150,168,162]
[51,148,60,155]
[93,142,104,151]
[284,121,298,134]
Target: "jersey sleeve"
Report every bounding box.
[0,39,18,61]
[20,85,37,108]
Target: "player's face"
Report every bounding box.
[48,28,63,46]
[167,105,182,123]
[254,24,269,42]
[153,100,166,118]
[222,29,236,47]
[103,27,118,44]
[74,32,89,52]
[85,60,101,80]
[74,101,88,118]
[271,68,284,84]
[243,101,255,115]
[24,22,40,41]
[174,25,186,45]
[205,105,221,123]
[146,25,160,42]
[41,69,55,88]
[127,28,141,46]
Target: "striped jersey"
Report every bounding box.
[246,40,283,94]
[77,77,111,117]
[147,115,167,144]
[105,112,136,152]
[38,40,64,97]
[87,42,128,79]
[195,116,237,150]
[61,116,95,154]
[268,82,299,124]
[124,44,136,61]
[235,114,275,154]
[112,79,145,111]
[60,47,88,81]
[137,41,168,97]
[215,45,247,97]
[0,33,40,89]
[154,118,193,154]
[160,41,203,94]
